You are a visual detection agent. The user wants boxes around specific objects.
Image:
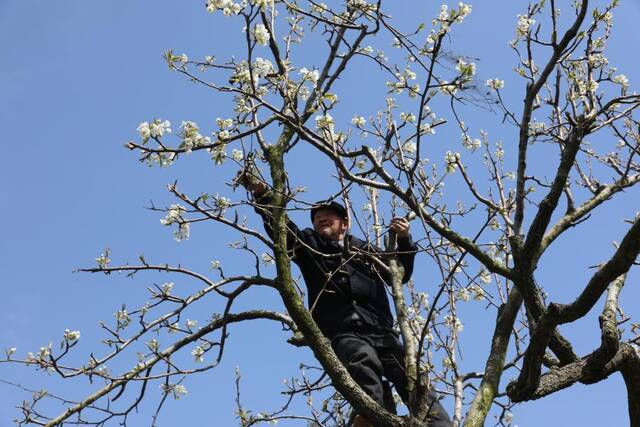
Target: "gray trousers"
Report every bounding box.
[331,330,452,427]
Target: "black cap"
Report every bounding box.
[310,200,348,222]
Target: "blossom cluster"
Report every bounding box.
[299,67,320,86]
[179,121,211,152]
[137,119,172,143]
[252,23,270,46]
[386,67,420,97]
[114,308,131,330]
[423,3,472,51]
[161,383,188,399]
[63,329,81,343]
[26,344,52,364]
[347,0,377,12]
[461,134,481,151]
[444,151,461,173]
[95,250,110,269]
[230,58,274,95]
[515,14,535,38]
[455,59,476,80]
[351,116,366,127]
[160,204,190,241]
[443,313,464,332]
[206,0,245,15]
[485,78,504,90]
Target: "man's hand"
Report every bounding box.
[246,180,267,197]
[389,217,410,239]
[236,169,268,197]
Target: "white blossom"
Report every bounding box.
[251,0,274,10]
[95,251,110,269]
[420,123,435,135]
[206,0,244,15]
[400,112,416,123]
[359,45,374,54]
[315,113,335,130]
[179,120,208,152]
[299,67,320,85]
[439,80,458,95]
[479,269,492,284]
[253,57,273,76]
[461,134,481,151]
[469,283,485,301]
[347,0,376,11]
[136,121,151,141]
[37,345,51,361]
[443,313,464,332]
[180,120,199,137]
[261,252,275,266]
[442,356,454,369]
[456,288,470,302]
[161,282,174,296]
[612,74,629,87]
[185,319,198,329]
[192,345,205,363]
[485,78,504,90]
[210,144,227,165]
[516,15,535,37]
[149,119,172,138]
[503,412,514,425]
[63,329,81,342]
[455,59,476,78]
[403,141,417,154]
[312,3,328,13]
[588,53,608,68]
[114,309,131,329]
[444,151,461,173]
[160,204,186,226]
[253,23,270,46]
[230,58,273,88]
[216,117,234,129]
[231,149,244,161]
[147,338,159,352]
[351,116,366,127]
[161,383,188,399]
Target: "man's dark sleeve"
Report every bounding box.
[252,191,308,259]
[396,235,418,283]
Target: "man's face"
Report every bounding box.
[312,208,348,241]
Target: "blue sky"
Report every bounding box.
[1,1,639,426]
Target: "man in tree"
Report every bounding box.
[241,176,451,427]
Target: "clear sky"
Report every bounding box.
[1,1,639,426]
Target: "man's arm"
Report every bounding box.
[240,175,308,259]
[389,217,418,283]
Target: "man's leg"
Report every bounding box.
[332,333,387,426]
[378,344,452,427]
[332,333,385,405]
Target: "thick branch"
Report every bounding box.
[520,120,592,269]
[508,217,640,401]
[463,288,522,427]
[514,0,589,234]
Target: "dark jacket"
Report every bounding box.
[254,195,417,337]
